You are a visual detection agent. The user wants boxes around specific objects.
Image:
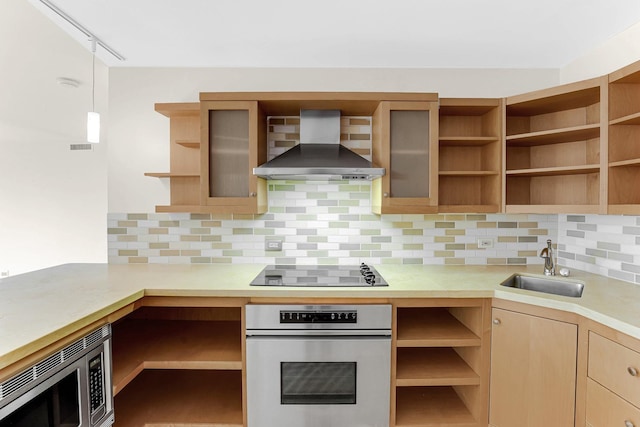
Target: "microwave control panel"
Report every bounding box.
[280,310,357,324]
[88,354,105,413]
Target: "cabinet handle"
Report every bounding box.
[628,366,638,377]
[383,192,389,198]
[493,319,501,325]
[249,192,257,197]
[625,420,635,427]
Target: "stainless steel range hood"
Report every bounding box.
[253,110,385,180]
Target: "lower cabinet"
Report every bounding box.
[489,307,577,427]
[585,331,640,427]
[111,302,245,427]
[393,300,491,427]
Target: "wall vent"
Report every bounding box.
[70,144,93,151]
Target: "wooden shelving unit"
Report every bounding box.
[504,77,607,214]
[438,99,502,213]
[112,319,241,394]
[111,305,244,427]
[114,370,243,427]
[148,103,201,212]
[393,302,490,427]
[608,60,640,214]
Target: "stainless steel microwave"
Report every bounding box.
[0,325,114,427]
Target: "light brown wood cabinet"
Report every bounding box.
[393,300,491,427]
[504,77,608,214]
[145,103,202,212]
[585,331,640,427]
[111,302,246,427]
[489,307,577,427]
[438,98,502,213]
[200,100,268,214]
[372,100,440,214]
[608,60,640,214]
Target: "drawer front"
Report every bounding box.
[586,378,640,427]
[589,331,640,408]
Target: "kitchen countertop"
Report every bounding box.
[1,262,640,372]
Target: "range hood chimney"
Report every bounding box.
[253,110,385,180]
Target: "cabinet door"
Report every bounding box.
[200,100,267,213]
[489,308,577,427]
[372,101,439,214]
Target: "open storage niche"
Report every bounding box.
[608,60,640,213]
[145,103,202,212]
[111,303,244,427]
[438,99,502,213]
[504,77,607,213]
[393,300,490,427]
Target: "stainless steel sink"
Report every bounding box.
[500,274,584,298]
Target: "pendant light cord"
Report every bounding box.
[91,37,96,112]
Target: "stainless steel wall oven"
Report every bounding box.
[246,304,392,427]
[0,325,113,427]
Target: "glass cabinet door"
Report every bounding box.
[372,101,439,213]
[208,109,249,198]
[200,100,267,213]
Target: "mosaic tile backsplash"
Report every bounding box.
[558,214,640,285]
[109,181,558,267]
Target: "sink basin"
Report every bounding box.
[500,274,584,298]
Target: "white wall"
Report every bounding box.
[560,21,640,83]
[108,67,559,212]
[0,0,108,276]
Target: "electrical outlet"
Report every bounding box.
[477,237,494,249]
[265,239,283,251]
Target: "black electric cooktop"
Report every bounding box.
[249,263,389,287]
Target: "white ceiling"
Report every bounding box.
[27,0,640,69]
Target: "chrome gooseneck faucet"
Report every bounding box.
[540,239,555,276]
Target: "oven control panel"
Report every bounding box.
[280,310,357,323]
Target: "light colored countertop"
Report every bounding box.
[1,262,640,372]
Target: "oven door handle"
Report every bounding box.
[246,329,391,337]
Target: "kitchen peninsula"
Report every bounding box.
[2,263,640,426]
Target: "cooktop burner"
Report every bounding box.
[249,263,389,287]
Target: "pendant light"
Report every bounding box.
[87,37,100,143]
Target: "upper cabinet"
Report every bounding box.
[608,61,640,214]
[438,98,502,213]
[504,77,607,214]
[200,100,268,214]
[146,103,201,212]
[372,99,439,214]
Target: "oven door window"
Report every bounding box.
[0,370,80,427]
[280,362,356,405]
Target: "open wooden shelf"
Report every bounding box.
[144,172,200,178]
[113,370,243,427]
[609,158,640,168]
[608,61,640,213]
[506,123,600,146]
[396,308,481,347]
[505,77,605,213]
[437,98,501,213]
[506,164,600,177]
[112,319,241,395]
[610,111,640,126]
[439,136,499,146]
[438,204,501,213]
[506,204,601,214]
[395,386,477,427]
[155,102,200,118]
[439,171,499,177]
[396,348,480,386]
[506,81,600,116]
[175,140,200,148]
